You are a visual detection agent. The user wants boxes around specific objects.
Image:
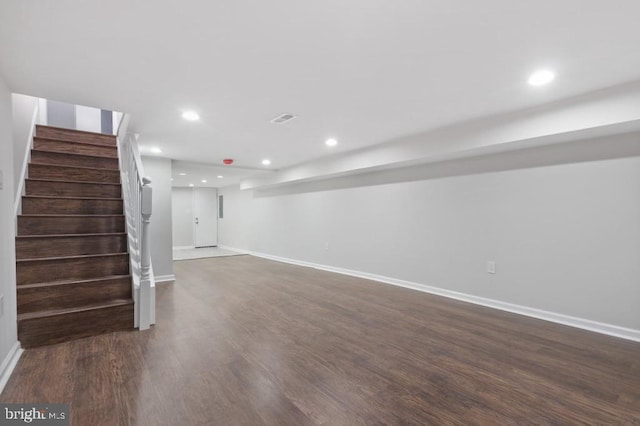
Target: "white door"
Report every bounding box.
[194,187,218,247]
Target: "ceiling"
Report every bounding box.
[168,160,272,188]
[2,1,640,177]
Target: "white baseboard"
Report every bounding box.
[154,274,176,283]
[218,245,249,254]
[0,342,23,394]
[172,246,195,250]
[220,245,640,343]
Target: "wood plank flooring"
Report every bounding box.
[2,255,640,425]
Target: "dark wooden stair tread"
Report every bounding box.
[16,232,127,239]
[34,124,117,147]
[31,148,118,159]
[18,299,134,321]
[28,165,120,182]
[28,163,120,184]
[15,233,129,260]
[26,178,122,186]
[16,252,128,264]
[28,162,119,172]
[17,215,126,236]
[30,149,120,170]
[23,195,123,201]
[33,137,118,151]
[33,139,118,158]
[21,196,124,215]
[36,124,116,137]
[20,214,124,217]
[15,251,130,285]
[25,179,122,199]
[17,274,131,290]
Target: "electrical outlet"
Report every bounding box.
[487,261,496,274]
[324,242,329,250]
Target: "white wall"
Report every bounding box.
[141,156,174,279]
[219,135,640,333]
[75,105,102,133]
[172,187,194,248]
[11,94,38,196]
[0,75,19,386]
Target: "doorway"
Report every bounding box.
[194,187,218,247]
[171,187,218,249]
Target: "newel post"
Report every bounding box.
[139,176,153,330]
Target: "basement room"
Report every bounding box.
[1,1,639,424]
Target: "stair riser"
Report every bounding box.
[16,234,127,260]
[17,255,130,285]
[34,138,118,158]
[17,216,125,235]
[22,197,123,215]
[18,278,132,314]
[26,180,121,198]
[29,163,120,183]
[18,302,133,348]
[36,125,117,147]
[31,150,119,170]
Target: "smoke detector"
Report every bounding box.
[270,113,297,124]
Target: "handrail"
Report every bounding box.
[115,114,155,330]
[14,98,40,216]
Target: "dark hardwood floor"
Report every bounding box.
[2,255,640,425]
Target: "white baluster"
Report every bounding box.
[116,128,155,330]
[139,176,153,330]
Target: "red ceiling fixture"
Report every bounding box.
[223,159,233,165]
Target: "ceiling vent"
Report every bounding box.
[270,113,297,124]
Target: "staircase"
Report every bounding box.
[16,125,134,348]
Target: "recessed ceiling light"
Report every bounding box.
[217,175,223,179]
[182,111,200,121]
[150,147,162,154]
[528,69,555,86]
[325,138,338,147]
[188,183,194,187]
[171,178,174,181]
[201,179,207,183]
[262,159,271,166]
[179,172,187,176]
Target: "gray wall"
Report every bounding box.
[141,156,174,279]
[46,99,75,129]
[219,136,640,331]
[0,75,18,376]
[172,187,194,248]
